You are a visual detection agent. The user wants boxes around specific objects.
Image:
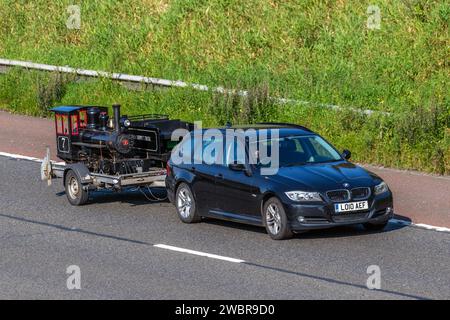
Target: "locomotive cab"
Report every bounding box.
[51,105,107,162]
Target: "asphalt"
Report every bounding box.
[0,156,449,299]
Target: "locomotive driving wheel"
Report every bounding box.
[65,170,89,206]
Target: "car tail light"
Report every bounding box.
[166,162,171,176]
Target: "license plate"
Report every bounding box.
[334,201,368,213]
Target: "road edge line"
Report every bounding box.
[0,151,42,162]
[0,151,64,165]
[390,218,450,233]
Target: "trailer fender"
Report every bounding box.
[63,163,93,186]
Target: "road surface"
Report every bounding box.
[0,157,449,299]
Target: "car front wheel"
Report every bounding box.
[175,183,201,223]
[263,197,293,240]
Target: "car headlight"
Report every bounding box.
[285,191,322,202]
[374,181,389,195]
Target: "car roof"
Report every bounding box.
[202,123,316,137]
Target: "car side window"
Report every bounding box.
[193,136,224,165]
[225,139,246,166]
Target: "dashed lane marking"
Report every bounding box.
[154,244,245,263]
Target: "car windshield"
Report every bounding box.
[255,135,342,167]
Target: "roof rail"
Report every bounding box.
[256,122,313,132]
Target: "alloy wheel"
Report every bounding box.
[177,187,192,218]
[266,203,281,235]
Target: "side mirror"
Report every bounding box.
[342,149,352,160]
[228,162,253,176]
[228,162,246,171]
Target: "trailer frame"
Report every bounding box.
[41,147,167,193]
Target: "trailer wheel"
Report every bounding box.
[65,170,89,206]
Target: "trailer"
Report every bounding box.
[41,104,193,205]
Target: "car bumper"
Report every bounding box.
[165,176,176,204]
[283,192,394,231]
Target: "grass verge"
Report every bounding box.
[0,68,448,174]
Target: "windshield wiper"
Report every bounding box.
[283,161,308,167]
[283,159,341,167]
[314,159,341,164]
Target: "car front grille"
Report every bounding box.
[332,212,369,222]
[326,189,350,202]
[351,187,371,200]
[326,187,371,202]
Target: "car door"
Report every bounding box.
[213,138,261,224]
[189,136,222,215]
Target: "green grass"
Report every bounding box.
[0,0,449,173]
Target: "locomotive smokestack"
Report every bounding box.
[113,104,121,132]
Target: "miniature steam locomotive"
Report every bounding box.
[42,104,193,205]
[52,104,192,175]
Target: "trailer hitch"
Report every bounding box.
[40,147,52,186]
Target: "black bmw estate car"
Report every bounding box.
[166,123,393,240]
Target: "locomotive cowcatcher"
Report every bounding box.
[41,104,193,205]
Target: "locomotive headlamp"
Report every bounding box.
[124,119,131,127]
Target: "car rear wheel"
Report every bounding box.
[263,197,293,240]
[363,221,389,231]
[65,170,89,206]
[175,183,201,223]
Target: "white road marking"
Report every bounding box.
[154,244,245,263]
[0,151,42,162]
[0,151,449,234]
[0,151,65,165]
[413,223,450,233]
[390,219,450,233]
